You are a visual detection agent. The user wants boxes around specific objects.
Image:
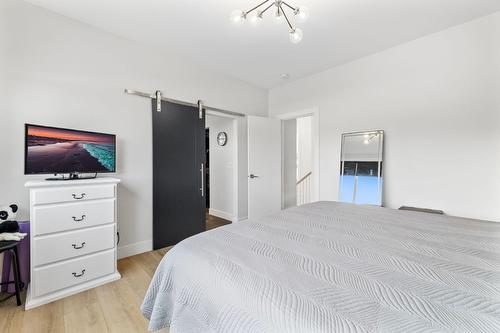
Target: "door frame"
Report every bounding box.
[276,107,320,206]
[206,110,239,223]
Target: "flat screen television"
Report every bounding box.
[25,124,116,178]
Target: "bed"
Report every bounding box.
[142,201,500,332]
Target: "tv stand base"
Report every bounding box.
[45,173,98,181]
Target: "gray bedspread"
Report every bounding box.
[142,201,500,332]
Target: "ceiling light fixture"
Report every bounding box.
[280,73,290,80]
[230,0,309,44]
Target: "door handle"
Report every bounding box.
[249,174,259,179]
[200,163,204,197]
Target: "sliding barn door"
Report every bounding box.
[152,100,206,249]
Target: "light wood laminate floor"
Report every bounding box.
[0,214,231,333]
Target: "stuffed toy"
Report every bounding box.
[0,204,27,241]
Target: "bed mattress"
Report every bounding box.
[142,201,500,332]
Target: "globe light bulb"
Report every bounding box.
[248,11,263,25]
[289,28,303,44]
[230,9,246,25]
[274,8,284,24]
[294,5,310,23]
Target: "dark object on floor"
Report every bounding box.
[0,241,24,306]
[399,206,444,215]
[0,220,19,233]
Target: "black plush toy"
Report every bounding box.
[0,220,19,233]
[0,204,27,241]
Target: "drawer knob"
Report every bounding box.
[72,193,86,200]
[72,215,86,222]
[72,269,86,278]
[72,242,86,249]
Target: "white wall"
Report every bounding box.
[0,0,268,257]
[270,13,500,222]
[206,115,235,221]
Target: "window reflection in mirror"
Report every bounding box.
[339,131,384,206]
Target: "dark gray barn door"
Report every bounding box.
[152,99,206,249]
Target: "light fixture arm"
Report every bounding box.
[279,3,294,30]
[282,1,296,11]
[260,3,275,15]
[245,0,271,15]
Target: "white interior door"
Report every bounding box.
[248,115,281,219]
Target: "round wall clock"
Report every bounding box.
[217,132,228,146]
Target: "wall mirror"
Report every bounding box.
[339,130,384,206]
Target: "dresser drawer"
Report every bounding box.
[33,249,115,297]
[33,224,115,266]
[32,199,115,236]
[32,184,115,205]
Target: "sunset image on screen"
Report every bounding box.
[28,126,114,144]
[26,124,116,174]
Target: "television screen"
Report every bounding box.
[25,124,116,175]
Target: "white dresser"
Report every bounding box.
[24,178,121,310]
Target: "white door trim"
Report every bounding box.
[276,107,320,203]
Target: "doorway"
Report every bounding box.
[279,108,319,209]
[296,116,313,205]
[205,113,238,226]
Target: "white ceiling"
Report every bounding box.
[24,0,500,88]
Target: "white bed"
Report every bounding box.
[142,201,500,332]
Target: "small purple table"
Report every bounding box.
[1,221,30,293]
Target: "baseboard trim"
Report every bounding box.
[208,208,234,222]
[235,216,248,223]
[25,272,121,310]
[118,239,153,259]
